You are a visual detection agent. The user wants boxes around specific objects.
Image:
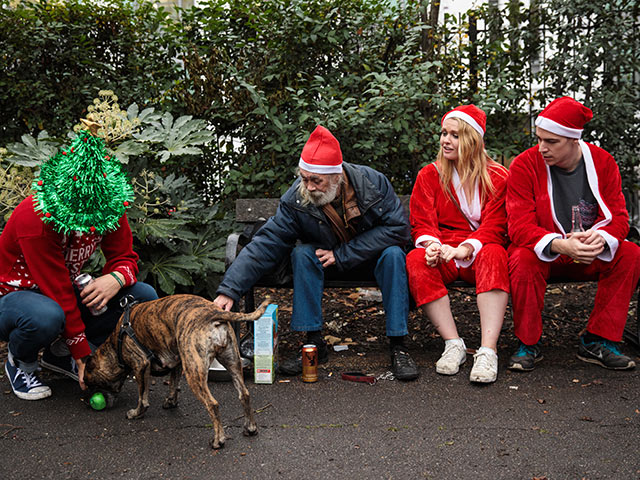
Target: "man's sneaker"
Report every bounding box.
[41,347,79,381]
[4,354,51,400]
[507,342,543,371]
[577,335,636,370]
[435,339,466,375]
[391,347,419,381]
[279,341,329,376]
[469,347,498,383]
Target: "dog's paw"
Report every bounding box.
[243,423,258,437]
[162,397,179,409]
[126,408,145,420]
[210,437,226,449]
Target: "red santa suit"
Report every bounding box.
[507,141,640,344]
[0,196,139,359]
[406,162,510,307]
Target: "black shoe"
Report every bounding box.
[40,347,79,381]
[577,335,636,370]
[507,342,543,371]
[279,341,329,376]
[391,347,418,381]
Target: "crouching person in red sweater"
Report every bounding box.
[0,128,157,400]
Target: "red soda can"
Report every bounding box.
[74,273,107,316]
[301,344,318,383]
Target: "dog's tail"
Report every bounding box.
[211,299,270,322]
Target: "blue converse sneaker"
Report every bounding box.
[507,341,543,371]
[577,335,636,370]
[4,352,51,400]
[40,347,79,381]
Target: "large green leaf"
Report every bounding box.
[112,139,148,164]
[134,112,214,163]
[132,218,190,243]
[6,131,61,167]
[142,252,201,295]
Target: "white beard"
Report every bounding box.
[298,176,342,207]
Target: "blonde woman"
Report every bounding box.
[406,105,509,383]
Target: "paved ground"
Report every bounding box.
[1,344,639,480]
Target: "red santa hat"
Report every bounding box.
[299,125,343,174]
[535,96,593,139]
[442,104,486,138]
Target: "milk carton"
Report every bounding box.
[253,304,278,384]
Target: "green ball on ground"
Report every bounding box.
[89,392,106,411]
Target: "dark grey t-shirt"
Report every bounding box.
[543,157,599,256]
[550,157,598,231]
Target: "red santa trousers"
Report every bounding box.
[508,241,640,344]
[407,243,510,308]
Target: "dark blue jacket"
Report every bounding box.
[217,162,410,302]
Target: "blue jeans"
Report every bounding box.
[290,244,409,337]
[0,282,158,373]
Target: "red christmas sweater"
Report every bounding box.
[410,161,509,267]
[0,196,139,359]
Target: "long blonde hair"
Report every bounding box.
[436,118,504,204]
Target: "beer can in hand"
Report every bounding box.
[74,273,108,316]
[301,344,318,383]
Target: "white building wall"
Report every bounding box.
[440,0,531,21]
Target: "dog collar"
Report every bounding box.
[117,295,157,369]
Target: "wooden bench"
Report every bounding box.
[225,197,640,350]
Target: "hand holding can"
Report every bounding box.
[74,273,108,316]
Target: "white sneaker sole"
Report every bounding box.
[470,370,497,383]
[435,356,466,375]
[5,363,52,400]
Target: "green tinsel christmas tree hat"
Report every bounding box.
[32,120,134,234]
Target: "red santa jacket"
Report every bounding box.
[0,196,139,359]
[410,161,509,267]
[506,141,629,262]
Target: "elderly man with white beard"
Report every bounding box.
[214,125,418,380]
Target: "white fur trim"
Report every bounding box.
[299,157,343,174]
[535,116,583,139]
[595,230,618,262]
[452,169,481,229]
[443,111,484,137]
[579,140,616,260]
[415,235,441,248]
[454,239,482,268]
[545,163,566,234]
[535,233,562,262]
[580,140,612,232]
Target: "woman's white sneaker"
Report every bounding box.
[470,347,498,383]
[435,339,467,375]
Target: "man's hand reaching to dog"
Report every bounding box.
[214,294,235,311]
[77,357,87,390]
[79,273,124,313]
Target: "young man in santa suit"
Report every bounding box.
[214,125,419,381]
[506,96,640,371]
[0,129,157,400]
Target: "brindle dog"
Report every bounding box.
[83,294,269,449]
